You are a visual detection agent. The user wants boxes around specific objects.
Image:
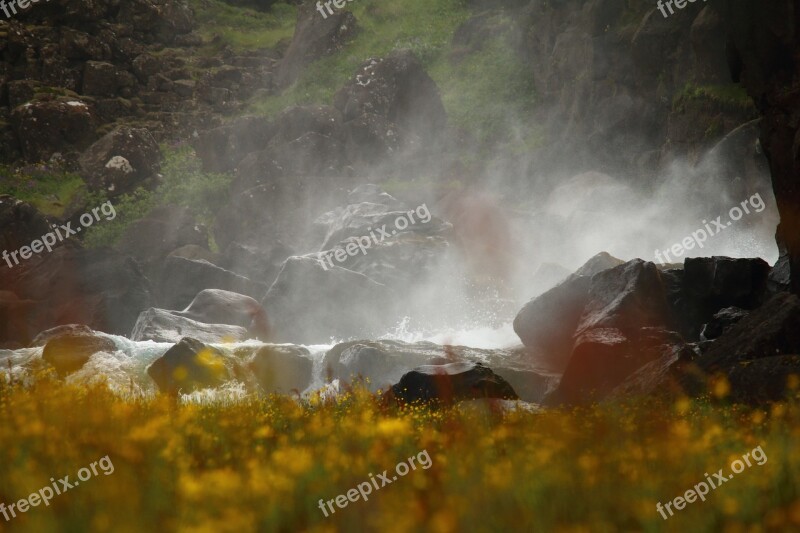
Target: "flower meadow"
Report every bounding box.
[0,374,799,532]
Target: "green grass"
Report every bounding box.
[248,0,472,116]
[0,166,86,218]
[83,145,232,248]
[188,0,297,52]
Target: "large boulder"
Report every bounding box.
[724,355,800,404]
[246,345,313,394]
[513,252,628,367]
[0,292,46,346]
[547,327,690,406]
[41,329,117,376]
[192,115,276,174]
[696,292,800,373]
[274,6,359,89]
[175,289,271,340]
[575,259,673,336]
[0,244,153,338]
[131,308,250,344]
[11,97,98,162]
[0,195,52,258]
[333,50,447,147]
[147,337,244,395]
[157,256,268,311]
[79,126,161,197]
[386,362,518,405]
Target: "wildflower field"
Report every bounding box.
[0,377,798,533]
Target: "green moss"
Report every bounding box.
[673,83,755,112]
[83,146,232,248]
[188,0,297,52]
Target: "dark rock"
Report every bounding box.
[513,252,629,365]
[274,6,358,89]
[246,345,313,394]
[696,292,800,373]
[700,307,749,341]
[42,331,117,375]
[0,195,51,256]
[333,50,447,147]
[220,241,293,286]
[147,337,242,395]
[82,61,121,97]
[11,97,98,162]
[387,362,518,405]
[79,126,161,197]
[157,256,268,311]
[0,291,46,345]
[549,327,689,406]
[131,307,249,344]
[673,257,771,339]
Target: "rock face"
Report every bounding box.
[130,308,250,344]
[79,126,161,197]
[41,328,117,375]
[147,337,243,395]
[387,362,519,405]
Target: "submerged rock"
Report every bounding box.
[147,337,244,395]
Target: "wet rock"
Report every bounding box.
[548,327,689,406]
[42,330,117,375]
[246,345,313,394]
[386,361,518,405]
[700,307,749,341]
[696,292,800,373]
[131,307,249,344]
[147,337,243,395]
[157,256,268,311]
[175,289,271,340]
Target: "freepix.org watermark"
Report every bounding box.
[656,0,707,19]
[0,455,114,522]
[318,449,432,517]
[320,203,432,271]
[2,201,116,269]
[656,445,767,520]
[1,0,49,20]
[654,193,766,264]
